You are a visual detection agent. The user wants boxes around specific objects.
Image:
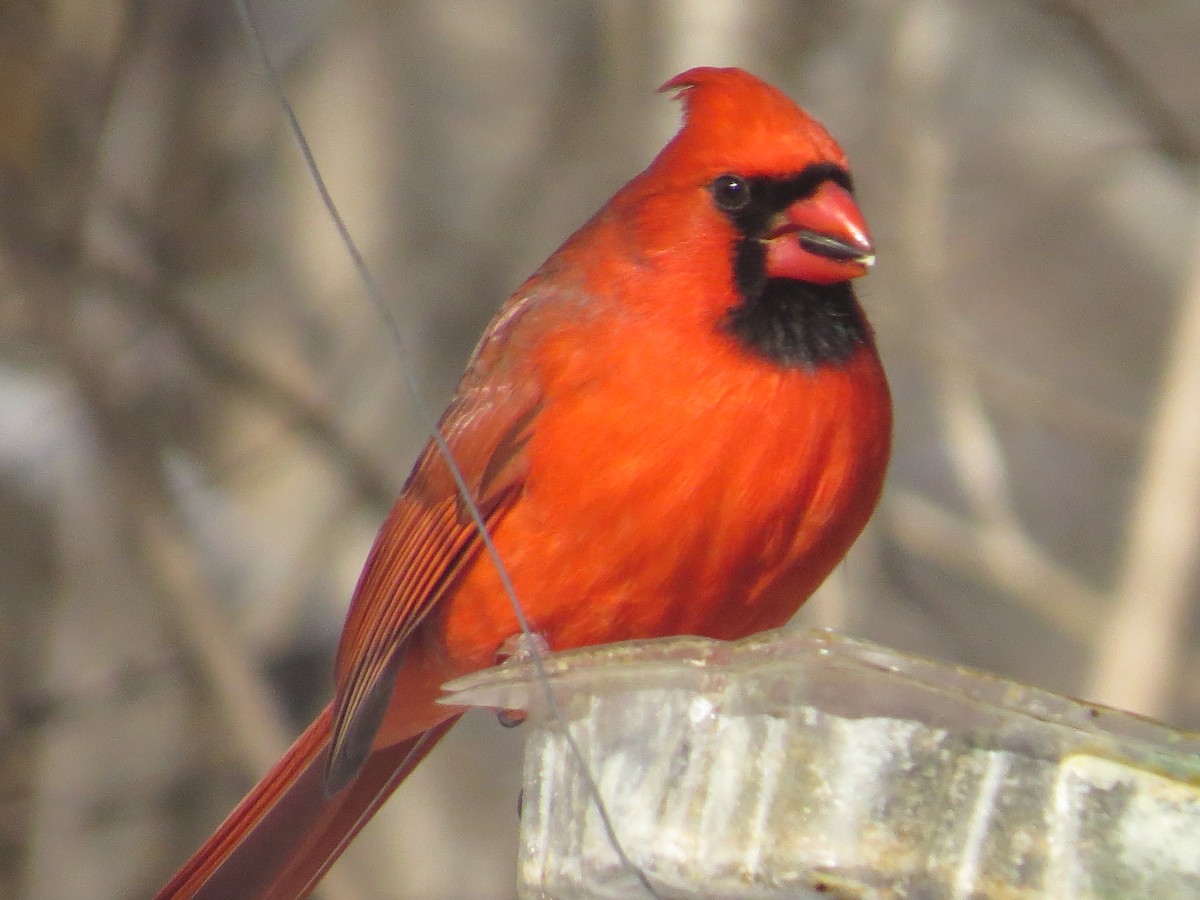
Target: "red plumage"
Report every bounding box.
[157,66,891,899]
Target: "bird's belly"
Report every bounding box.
[431,352,890,674]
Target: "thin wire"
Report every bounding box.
[231,2,659,896]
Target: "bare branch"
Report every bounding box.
[150,284,398,510]
[1042,0,1200,167]
[886,489,1104,644]
[1086,230,1200,717]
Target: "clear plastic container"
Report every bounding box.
[444,629,1200,899]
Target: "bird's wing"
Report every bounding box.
[325,295,547,791]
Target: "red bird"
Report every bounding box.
[157,67,891,898]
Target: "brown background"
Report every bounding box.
[2,1,1198,898]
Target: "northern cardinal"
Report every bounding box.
[157,66,891,899]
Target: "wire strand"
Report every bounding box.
[231,2,659,895]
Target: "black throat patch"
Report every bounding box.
[724,278,868,369]
[714,163,871,369]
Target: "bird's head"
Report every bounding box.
[606,67,877,369]
[647,66,874,288]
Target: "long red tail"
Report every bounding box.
[156,704,459,899]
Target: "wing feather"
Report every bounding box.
[323,303,545,791]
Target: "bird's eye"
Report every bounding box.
[711,174,751,212]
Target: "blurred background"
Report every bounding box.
[2,1,1198,897]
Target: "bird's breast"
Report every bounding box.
[433,306,891,673]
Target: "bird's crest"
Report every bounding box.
[651,67,847,183]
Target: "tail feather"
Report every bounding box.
[156,704,460,899]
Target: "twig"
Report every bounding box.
[150,284,398,509]
[1085,231,1200,717]
[1041,0,1200,167]
[886,489,1103,644]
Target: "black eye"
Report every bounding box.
[711,174,751,212]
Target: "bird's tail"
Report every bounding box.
[155,703,458,899]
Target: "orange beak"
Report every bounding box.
[763,181,875,284]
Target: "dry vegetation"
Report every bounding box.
[1,1,1197,898]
